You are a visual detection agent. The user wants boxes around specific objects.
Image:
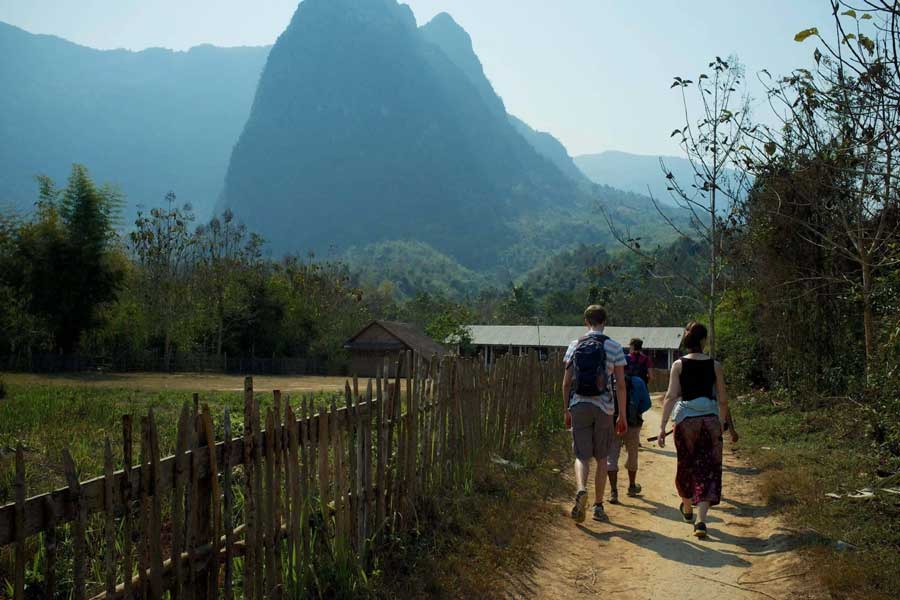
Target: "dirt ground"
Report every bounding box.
[4,371,352,393]
[509,399,825,600]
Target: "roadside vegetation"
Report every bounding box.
[734,394,900,600]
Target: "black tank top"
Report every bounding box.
[679,357,717,401]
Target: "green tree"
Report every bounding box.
[604,57,753,355]
[14,166,123,353]
[130,193,196,369]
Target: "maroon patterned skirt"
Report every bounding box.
[673,415,723,505]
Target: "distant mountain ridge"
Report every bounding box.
[575,150,744,208]
[0,21,268,219]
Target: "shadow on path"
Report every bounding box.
[576,521,752,569]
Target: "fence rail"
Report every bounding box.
[1,351,559,599]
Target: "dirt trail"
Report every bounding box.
[510,400,824,600]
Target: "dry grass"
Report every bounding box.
[0,374,348,502]
[3,371,351,393]
[374,434,572,599]
[735,397,900,600]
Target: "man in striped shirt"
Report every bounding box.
[563,305,628,522]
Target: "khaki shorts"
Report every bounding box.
[570,403,614,462]
[607,424,642,472]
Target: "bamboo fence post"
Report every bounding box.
[331,396,345,544]
[375,363,386,544]
[316,407,329,538]
[282,398,294,592]
[354,384,364,555]
[406,352,415,511]
[43,497,57,600]
[223,408,235,600]
[171,405,191,600]
[242,377,257,600]
[13,444,24,600]
[185,412,199,599]
[122,415,135,600]
[301,397,312,576]
[201,407,221,600]
[437,359,448,488]
[273,391,285,596]
[103,439,116,597]
[344,383,357,550]
[148,411,164,600]
[362,379,373,559]
[251,389,265,600]
[264,409,277,598]
[287,402,302,592]
[138,417,151,599]
[62,448,86,600]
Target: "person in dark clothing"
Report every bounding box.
[607,338,652,503]
[625,337,654,386]
[657,322,731,539]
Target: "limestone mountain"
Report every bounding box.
[418,13,587,183]
[220,0,627,270]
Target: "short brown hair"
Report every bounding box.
[629,338,643,351]
[583,305,608,327]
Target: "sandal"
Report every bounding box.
[693,522,708,539]
[678,502,695,523]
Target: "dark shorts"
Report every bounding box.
[570,403,614,462]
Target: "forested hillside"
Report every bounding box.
[0,21,268,219]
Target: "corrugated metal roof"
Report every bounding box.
[466,325,684,350]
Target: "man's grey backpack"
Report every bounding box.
[571,335,609,397]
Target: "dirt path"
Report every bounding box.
[511,400,824,600]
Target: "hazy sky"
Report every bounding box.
[1,0,830,156]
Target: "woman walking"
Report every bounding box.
[657,322,730,539]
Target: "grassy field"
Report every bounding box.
[0,372,351,504]
[0,371,568,598]
[734,395,900,600]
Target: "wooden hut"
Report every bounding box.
[344,320,446,377]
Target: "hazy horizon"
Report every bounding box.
[2,0,827,157]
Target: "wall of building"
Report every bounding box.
[349,350,409,378]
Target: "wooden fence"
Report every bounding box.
[0,351,559,599]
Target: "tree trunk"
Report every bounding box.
[861,258,875,377]
[163,329,172,372]
[709,152,718,358]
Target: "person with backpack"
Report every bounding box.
[606,345,652,504]
[625,338,654,387]
[563,305,628,522]
[656,322,731,539]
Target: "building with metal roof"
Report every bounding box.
[344,320,445,377]
[465,325,684,370]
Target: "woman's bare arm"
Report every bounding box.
[715,362,730,424]
[658,361,682,446]
[715,362,738,440]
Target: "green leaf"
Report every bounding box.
[861,13,873,20]
[794,27,819,42]
[764,141,777,156]
[841,9,857,18]
[859,34,875,54]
